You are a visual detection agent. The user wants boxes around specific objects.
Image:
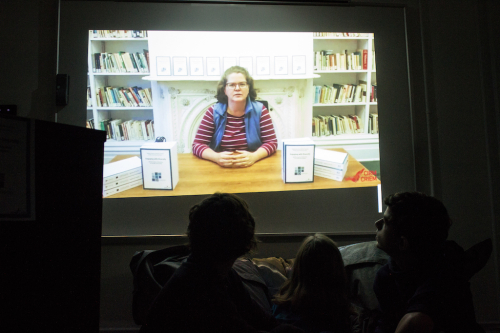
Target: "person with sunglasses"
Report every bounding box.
[192,66,278,167]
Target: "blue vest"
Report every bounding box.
[209,97,263,152]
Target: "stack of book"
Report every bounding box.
[103,156,143,197]
[314,148,349,182]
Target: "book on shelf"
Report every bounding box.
[92,50,149,73]
[87,87,92,107]
[86,118,95,129]
[91,30,148,38]
[312,114,363,137]
[369,113,379,134]
[370,85,378,102]
[363,49,368,70]
[144,49,150,71]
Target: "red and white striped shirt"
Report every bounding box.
[192,105,278,158]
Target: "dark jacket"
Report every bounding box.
[141,255,303,333]
[373,241,484,333]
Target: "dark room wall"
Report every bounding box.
[1,0,499,332]
[0,0,58,121]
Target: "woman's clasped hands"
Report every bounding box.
[215,150,259,168]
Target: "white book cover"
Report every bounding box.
[314,169,344,182]
[314,148,348,171]
[281,138,315,183]
[314,163,348,182]
[140,142,179,190]
[103,171,143,190]
[103,178,143,198]
[103,156,142,179]
[314,164,346,177]
[103,167,142,184]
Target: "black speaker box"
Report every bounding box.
[56,74,70,105]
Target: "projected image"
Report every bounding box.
[88,30,380,198]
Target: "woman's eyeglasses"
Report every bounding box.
[226,82,248,89]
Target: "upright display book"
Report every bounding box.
[281,138,315,183]
[140,142,179,190]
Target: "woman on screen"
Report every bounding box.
[272,234,359,333]
[192,66,278,168]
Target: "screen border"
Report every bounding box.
[58,1,415,236]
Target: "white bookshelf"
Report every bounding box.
[86,31,154,157]
[87,31,379,162]
[312,33,379,161]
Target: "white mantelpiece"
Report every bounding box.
[149,79,314,153]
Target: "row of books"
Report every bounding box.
[91,30,148,38]
[96,86,153,108]
[314,49,368,71]
[100,119,155,141]
[314,81,372,104]
[313,32,373,38]
[369,113,379,134]
[312,114,363,137]
[314,49,376,71]
[92,50,150,73]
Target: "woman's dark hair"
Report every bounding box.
[273,234,354,330]
[215,66,257,104]
[187,192,257,261]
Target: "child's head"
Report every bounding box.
[293,234,346,292]
[274,233,351,322]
